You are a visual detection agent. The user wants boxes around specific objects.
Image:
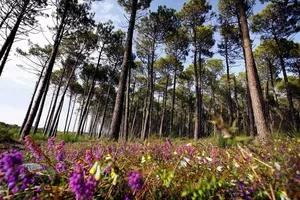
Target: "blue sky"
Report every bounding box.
[0,0,299,129]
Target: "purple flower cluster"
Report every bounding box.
[128,171,143,190]
[47,137,55,151]
[0,150,34,194]
[25,136,42,162]
[55,162,66,173]
[54,141,66,161]
[85,149,93,166]
[69,165,98,200]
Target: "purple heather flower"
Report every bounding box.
[0,150,34,194]
[55,162,66,173]
[85,150,93,166]
[25,136,42,162]
[128,171,143,190]
[69,166,98,200]
[54,141,66,162]
[47,137,56,151]
[165,138,172,148]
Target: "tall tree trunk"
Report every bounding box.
[33,68,51,135]
[193,30,200,140]
[72,110,79,133]
[170,63,177,134]
[274,34,298,130]
[268,60,278,104]
[225,38,233,124]
[66,94,77,134]
[109,0,137,141]
[43,84,56,134]
[20,2,69,139]
[0,0,30,75]
[159,75,169,137]
[237,0,269,143]
[19,64,46,135]
[45,66,67,136]
[130,100,139,138]
[198,50,204,137]
[64,92,73,134]
[49,60,78,136]
[123,63,131,140]
[233,75,240,132]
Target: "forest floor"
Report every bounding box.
[0,133,300,199]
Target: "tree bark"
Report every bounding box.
[193,29,200,140]
[123,62,131,140]
[66,94,77,134]
[159,75,169,137]
[170,63,177,134]
[237,0,269,143]
[0,0,30,75]
[19,64,46,135]
[225,38,233,124]
[20,1,69,139]
[45,66,67,136]
[274,34,298,130]
[109,0,138,141]
[64,92,73,134]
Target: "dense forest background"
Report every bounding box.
[0,0,299,143]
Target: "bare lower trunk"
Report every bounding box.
[159,75,169,137]
[19,64,46,135]
[123,64,131,140]
[274,35,298,130]
[64,93,73,134]
[66,94,77,134]
[109,0,138,141]
[225,38,233,124]
[237,0,269,143]
[170,64,177,134]
[20,2,68,139]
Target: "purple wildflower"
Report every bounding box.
[55,162,66,173]
[25,136,42,162]
[69,166,98,200]
[0,150,34,194]
[47,137,56,151]
[54,141,66,162]
[128,171,143,190]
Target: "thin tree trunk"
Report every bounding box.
[225,38,233,124]
[43,84,56,134]
[19,64,46,135]
[67,94,77,134]
[72,110,79,133]
[170,63,177,134]
[20,2,69,139]
[159,75,169,137]
[45,66,67,136]
[76,70,96,136]
[0,0,30,75]
[233,75,240,132]
[64,92,72,134]
[237,0,269,143]
[268,60,278,104]
[274,34,298,130]
[109,0,138,141]
[123,63,131,140]
[33,68,51,135]
[193,30,200,140]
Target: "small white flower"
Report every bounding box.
[217,166,223,172]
